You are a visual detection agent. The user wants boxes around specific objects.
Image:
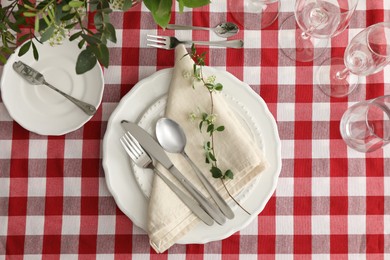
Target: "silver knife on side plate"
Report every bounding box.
[121,120,226,225]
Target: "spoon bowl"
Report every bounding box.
[155,117,235,219]
[166,22,239,38]
[156,118,186,153]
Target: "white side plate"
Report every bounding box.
[0,39,104,135]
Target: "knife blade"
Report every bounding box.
[121,120,226,225]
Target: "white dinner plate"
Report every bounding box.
[102,67,282,244]
[0,39,104,135]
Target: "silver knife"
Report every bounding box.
[13,61,97,116]
[121,120,226,225]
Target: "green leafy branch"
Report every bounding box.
[0,0,212,74]
[188,45,250,215]
[143,0,211,28]
[15,0,121,74]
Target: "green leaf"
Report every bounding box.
[0,52,7,64]
[143,0,172,28]
[224,169,234,180]
[104,23,117,43]
[17,34,31,43]
[60,12,76,21]
[81,34,101,45]
[34,16,40,32]
[208,152,216,162]
[7,21,22,33]
[38,18,49,32]
[94,12,103,26]
[23,4,36,11]
[177,0,184,12]
[68,0,84,8]
[31,41,39,60]
[99,8,113,14]
[18,40,31,56]
[69,31,82,41]
[210,166,222,178]
[78,39,86,49]
[122,0,135,11]
[204,82,214,90]
[214,83,223,91]
[88,44,109,68]
[23,11,36,17]
[65,22,78,29]
[199,121,203,131]
[216,126,225,132]
[76,49,97,74]
[62,4,71,12]
[207,124,214,133]
[180,0,210,8]
[40,25,55,42]
[1,46,14,55]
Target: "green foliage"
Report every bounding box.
[189,44,234,181]
[0,0,211,74]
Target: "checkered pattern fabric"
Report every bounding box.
[1,0,390,258]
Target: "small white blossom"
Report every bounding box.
[206,75,216,84]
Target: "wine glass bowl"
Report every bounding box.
[228,0,280,30]
[340,95,390,152]
[317,22,390,97]
[279,0,359,62]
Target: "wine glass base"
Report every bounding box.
[228,0,280,30]
[278,14,329,62]
[317,57,360,98]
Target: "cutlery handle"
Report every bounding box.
[169,166,226,225]
[154,168,214,226]
[182,39,244,49]
[166,24,209,31]
[43,81,97,116]
[183,152,235,219]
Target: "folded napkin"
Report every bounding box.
[148,44,269,253]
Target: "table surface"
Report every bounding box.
[1,0,390,258]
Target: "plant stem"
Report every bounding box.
[198,64,250,216]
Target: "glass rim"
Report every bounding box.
[366,22,390,58]
[365,98,390,142]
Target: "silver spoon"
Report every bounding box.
[155,117,234,219]
[166,22,239,38]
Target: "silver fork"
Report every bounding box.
[120,132,214,226]
[147,35,244,49]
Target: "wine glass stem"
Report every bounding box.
[301,30,312,40]
[336,67,350,80]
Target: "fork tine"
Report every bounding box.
[124,132,143,154]
[120,137,137,161]
[146,38,166,44]
[147,43,166,49]
[146,34,166,39]
[123,134,141,158]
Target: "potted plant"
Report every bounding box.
[0,0,210,74]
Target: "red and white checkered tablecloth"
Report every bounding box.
[1,0,390,258]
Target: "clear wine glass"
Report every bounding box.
[317,22,390,97]
[279,0,359,62]
[228,0,280,30]
[340,95,390,152]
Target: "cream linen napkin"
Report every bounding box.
[147,45,269,253]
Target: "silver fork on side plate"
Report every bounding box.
[120,132,214,226]
[147,35,244,49]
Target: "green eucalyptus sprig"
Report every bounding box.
[0,0,211,75]
[188,44,250,215]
